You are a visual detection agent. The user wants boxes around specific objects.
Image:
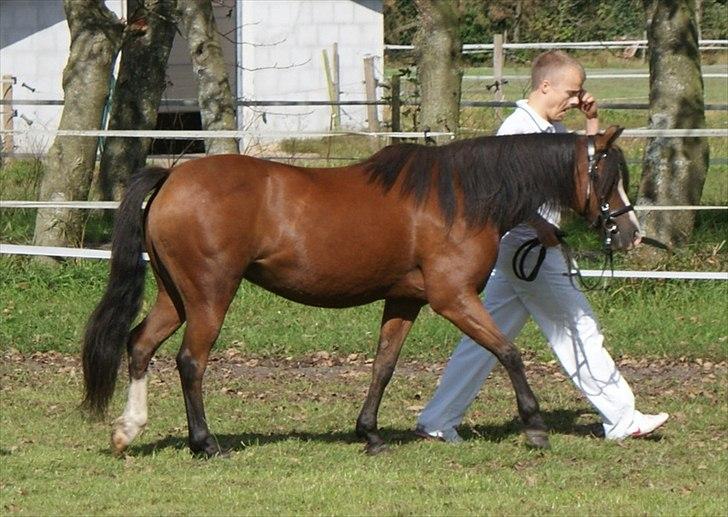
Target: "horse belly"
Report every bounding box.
[243,216,417,306]
[244,252,416,308]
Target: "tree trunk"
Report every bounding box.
[33,0,124,254]
[413,0,463,144]
[176,0,238,154]
[638,0,709,247]
[97,0,177,201]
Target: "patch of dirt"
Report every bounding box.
[2,347,726,387]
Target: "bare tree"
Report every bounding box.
[638,0,709,247]
[413,0,463,143]
[33,0,124,254]
[176,0,238,154]
[97,0,178,201]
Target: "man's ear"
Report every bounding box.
[598,125,624,149]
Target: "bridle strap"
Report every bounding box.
[584,136,596,207]
[584,136,634,240]
[609,204,635,218]
[586,136,597,173]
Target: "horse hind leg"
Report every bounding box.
[111,287,183,455]
[175,305,231,457]
[172,269,246,458]
[356,299,422,455]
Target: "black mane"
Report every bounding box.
[362,133,581,231]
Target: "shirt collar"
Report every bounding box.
[515,99,555,133]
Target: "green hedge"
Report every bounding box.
[385,0,727,47]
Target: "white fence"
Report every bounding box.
[1,243,725,281]
[2,127,727,140]
[1,126,726,281]
[386,39,728,52]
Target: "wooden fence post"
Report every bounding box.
[390,74,401,133]
[1,75,15,162]
[322,46,341,130]
[363,56,381,150]
[363,56,380,132]
[493,34,505,118]
[332,43,340,128]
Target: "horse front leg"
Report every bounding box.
[431,291,549,449]
[356,299,422,455]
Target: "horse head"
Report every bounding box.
[576,125,641,251]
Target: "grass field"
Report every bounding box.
[1,257,727,362]
[1,349,726,515]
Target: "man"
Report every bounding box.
[415,51,668,442]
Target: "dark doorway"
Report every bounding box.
[150,111,205,155]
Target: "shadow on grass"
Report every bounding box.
[125,409,609,457]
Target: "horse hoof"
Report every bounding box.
[193,448,230,459]
[111,417,147,457]
[111,431,129,456]
[191,440,229,459]
[111,422,131,456]
[364,441,390,456]
[524,429,550,449]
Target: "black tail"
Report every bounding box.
[82,166,169,416]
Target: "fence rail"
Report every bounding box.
[1,244,725,281]
[464,73,728,80]
[2,127,726,139]
[2,121,725,280]
[3,99,728,112]
[386,40,728,52]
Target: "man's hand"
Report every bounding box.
[529,217,562,247]
[578,90,598,119]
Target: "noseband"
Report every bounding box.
[585,136,634,251]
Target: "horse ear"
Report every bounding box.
[599,125,624,148]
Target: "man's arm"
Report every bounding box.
[527,215,562,247]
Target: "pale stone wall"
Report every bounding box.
[239,0,384,140]
[0,0,383,153]
[0,0,124,154]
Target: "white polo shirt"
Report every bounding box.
[497,99,566,242]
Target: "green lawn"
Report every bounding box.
[1,350,726,515]
[1,257,726,362]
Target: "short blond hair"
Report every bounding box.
[530,50,585,90]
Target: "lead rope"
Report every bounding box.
[512,233,615,292]
[559,237,614,292]
[512,238,548,281]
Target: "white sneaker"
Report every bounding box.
[628,412,669,438]
[414,425,463,444]
[608,412,669,440]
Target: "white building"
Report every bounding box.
[0,0,384,154]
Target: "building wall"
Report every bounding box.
[0,0,383,154]
[0,0,125,154]
[239,0,383,141]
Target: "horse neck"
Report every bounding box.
[567,136,589,216]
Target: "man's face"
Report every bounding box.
[541,66,584,122]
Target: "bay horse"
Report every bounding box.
[82,125,640,457]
